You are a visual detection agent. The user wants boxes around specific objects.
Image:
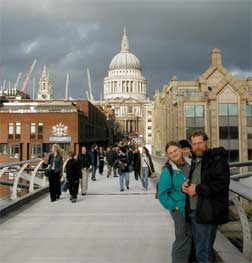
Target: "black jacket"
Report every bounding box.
[77,153,90,169]
[114,152,129,174]
[48,154,63,175]
[66,158,82,181]
[133,152,141,172]
[185,147,230,225]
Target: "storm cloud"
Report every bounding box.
[0,0,251,99]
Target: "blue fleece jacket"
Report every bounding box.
[158,159,190,216]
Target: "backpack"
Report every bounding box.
[155,161,173,199]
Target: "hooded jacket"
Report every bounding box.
[158,157,191,216]
[185,147,230,225]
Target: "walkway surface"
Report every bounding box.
[0,171,174,263]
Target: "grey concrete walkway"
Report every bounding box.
[0,171,174,263]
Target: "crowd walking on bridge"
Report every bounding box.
[45,128,230,263]
[45,141,155,202]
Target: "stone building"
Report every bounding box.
[102,29,153,144]
[152,48,252,162]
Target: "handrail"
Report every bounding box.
[0,158,45,169]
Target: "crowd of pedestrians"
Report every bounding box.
[45,141,155,202]
[45,128,230,263]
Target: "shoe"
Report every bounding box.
[91,177,96,181]
[70,196,73,201]
[135,177,138,180]
[56,195,60,199]
[72,198,77,203]
[51,199,56,202]
[82,193,86,196]
[107,175,109,178]
[144,188,147,191]
[120,189,124,192]
[126,186,129,190]
[114,175,118,177]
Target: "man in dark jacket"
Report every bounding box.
[182,129,230,263]
[77,146,90,196]
[105,146,114,178]
[88,144,98,181]
[132,147,141,180]
[65,152,82,203]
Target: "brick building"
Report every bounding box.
[0,99,112,163]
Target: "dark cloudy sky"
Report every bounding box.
[0,0,251,100]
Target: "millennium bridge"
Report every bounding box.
[0,157,251,263]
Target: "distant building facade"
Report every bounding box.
[102,29,153,144]
[0,99,111,163]
[153,48,252,162]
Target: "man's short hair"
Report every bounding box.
[190,129,209,141]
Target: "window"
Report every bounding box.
[38,123,43,139]
[30,123,36,139]
[8,123,14,139]
[10,144,20,158]
[219,103,239,161]
[185,105,205,139]
[0,144,8,154]
[31,144,42,158]
[219,103,238,116]
[15,122,21,139]
[128,106,133,114]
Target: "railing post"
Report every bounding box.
[29,160,45,192]
[0,167,9,178]
[11,163,29,200]
[230,192,252,259]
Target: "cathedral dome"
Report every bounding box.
[109,28,141,70]
[109,52,141,70]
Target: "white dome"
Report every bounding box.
[109,52,141,70]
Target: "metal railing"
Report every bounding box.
[0,159,47,200]
[151,155,252,262]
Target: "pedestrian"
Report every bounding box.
[132,147,141,180]
[65,151,82,203]
[77,146,90,196]
[178,139,192,158]
[88,144,98,181]
[140,146,155,190]
[105,146,114,178]
[47,144,63,202]
[112,145,119,177]
[182,129,230,262]
[158,141,192,263]
[98,146,105,175]
[114,146,130,192]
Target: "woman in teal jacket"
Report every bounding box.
[158,141,192,263]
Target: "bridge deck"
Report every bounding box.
[0,172,174,263]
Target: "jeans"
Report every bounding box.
[190,210,218,263]
[119,172,129,190]
[81,168,89,194]
[91,165,97,179]
[142,167,149,189]
[170,211,192,263]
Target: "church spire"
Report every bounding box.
[121,27,129,52]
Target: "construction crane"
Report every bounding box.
[87,68,94,102]
[13,72,22,90]
[21,59,37,93]
[65,72,69,100]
